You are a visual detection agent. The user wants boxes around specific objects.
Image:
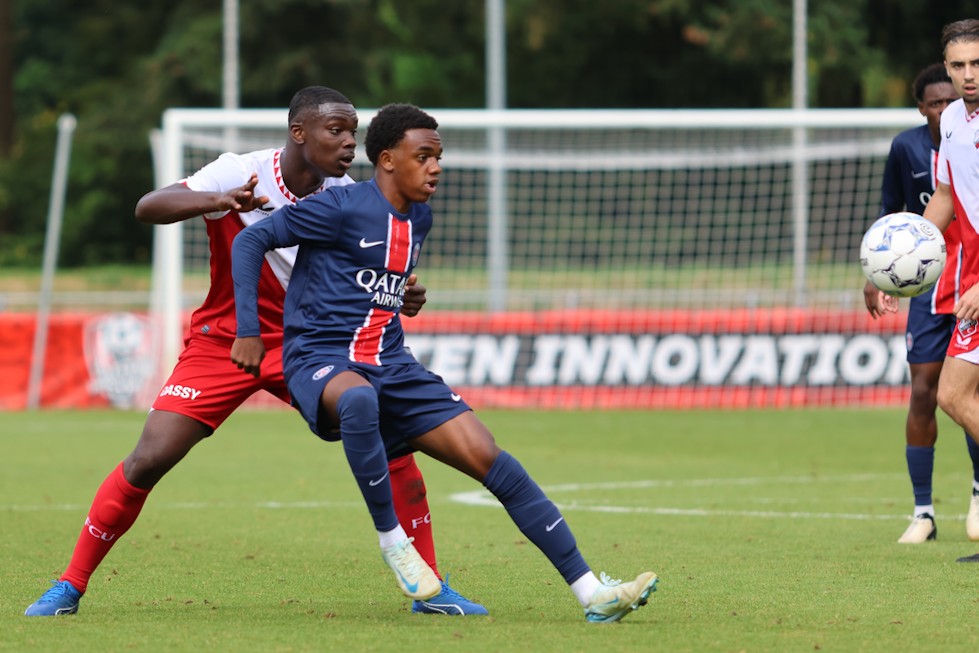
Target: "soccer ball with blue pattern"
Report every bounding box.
[860,212,947,298]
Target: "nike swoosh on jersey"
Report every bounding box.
[911,170,929,179]
[451,393,462,402]
[368,471,390,486]
[359,238,385,248]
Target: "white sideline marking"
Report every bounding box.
[448,474,962,522]
[3,473,965,522]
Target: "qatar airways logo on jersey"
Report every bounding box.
[355,269,408,309]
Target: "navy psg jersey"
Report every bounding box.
[881,123,962,313]
[880,124,937,216]
[233,179,430,367]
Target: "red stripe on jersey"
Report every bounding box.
[949,166,979,297]
[930,151,962,313]
[187,211,286,346]
[385,216,411,273]
[350,308,395,365]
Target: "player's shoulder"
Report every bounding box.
[328,178,376,202]
[893,123,929,145]
[942,98,967,124]
[213,147,277,170]
[297,177,363,212]
[232,147,281,175]
[192,148,276,184]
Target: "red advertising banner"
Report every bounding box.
[0,309,909,411]
[0,312,159,410]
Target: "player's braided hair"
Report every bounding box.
[912,63,952,103]
[288,86,353,124]
[365,103,438,166]
[942,19,979,53]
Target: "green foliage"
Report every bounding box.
[4,0,979,267]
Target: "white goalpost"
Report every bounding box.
[153,107,924,408]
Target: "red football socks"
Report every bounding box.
[58,456,441,592]
[60,462,151,593]
[388,454,441,579]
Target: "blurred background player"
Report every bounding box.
[24,87,486,617]
[231,102,658,622]
[863,62,979,544]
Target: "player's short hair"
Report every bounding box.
[912,63,952,102]
[365,104,438,166]
[288,86,353,124]
[942,19,979,53]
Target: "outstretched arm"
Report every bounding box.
[135,173,270,225]
[230,216,292,377]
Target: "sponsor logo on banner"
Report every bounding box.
[404,332,909,388]
[84,313,158,408]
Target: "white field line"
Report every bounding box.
[451,474,967,522]
[3,473,967,522]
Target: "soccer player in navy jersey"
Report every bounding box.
[24,87,485,617]
[862,63,979,544]
[230,103,658,622]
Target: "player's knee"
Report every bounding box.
[936,381,960,421]
[908,386,939,417]
[336,385,379,423]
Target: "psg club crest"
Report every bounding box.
[84,313,158,408]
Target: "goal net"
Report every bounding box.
[154,107,924,409]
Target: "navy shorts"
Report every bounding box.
[286,358,472,454]
[906,294,956,365]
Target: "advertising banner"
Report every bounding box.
[0,309,909,410]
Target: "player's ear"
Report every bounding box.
[378,149,396,172]
[289,122,305,145]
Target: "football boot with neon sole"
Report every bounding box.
[24,580,82,616]
[381,538,440,600]
[584,571,657,623]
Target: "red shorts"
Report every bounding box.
[947,318,979,364]
[151,336,290,431]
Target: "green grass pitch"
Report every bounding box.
[2,407,979,652]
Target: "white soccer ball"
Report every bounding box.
[860,212,947,298]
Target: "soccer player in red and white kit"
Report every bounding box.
[863,63,979,544]
[926,20,979,562]
[24,87,486,616]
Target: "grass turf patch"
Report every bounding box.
[2,408,978,652]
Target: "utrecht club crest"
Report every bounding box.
[84,313,158,408]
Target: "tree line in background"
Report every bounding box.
[0,0,974,268]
